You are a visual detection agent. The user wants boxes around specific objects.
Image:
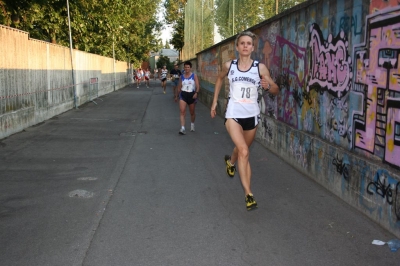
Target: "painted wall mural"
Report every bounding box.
[255,23,280,120]
[198,47,219,92]
[307,23,352,99]
[195,0,400,237]
[362,168,400,222]
[254,5,400,169]
[198,2,399,169]
[370,0,399,13]
[353,6,400,168]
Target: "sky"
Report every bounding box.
[158,1,172,46]
[161,25,172,45]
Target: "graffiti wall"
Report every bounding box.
[197,0,400,237]
[198,47,219,92]
[353,8,400,168]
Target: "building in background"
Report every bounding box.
[148,49,179,70]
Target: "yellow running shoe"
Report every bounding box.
[224,155,236,177]
[245,193,258,211]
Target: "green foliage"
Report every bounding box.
[164,0,187,25]
[278,0,305,13]
[1,0,163,64]
[164,0,186,52]
[169,16,184,52]
[219,0,307,38]
[156,55,173,70]
[214,0,276,40]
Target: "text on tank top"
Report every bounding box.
[181,73,195,92]
[226,60,261,118]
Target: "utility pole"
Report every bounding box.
[112,33,116,91]
[232,0,235,35]
[66,0,77,108]
[112,26,123,92]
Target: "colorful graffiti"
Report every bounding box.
[255,23,280,118]
[332,154,350,180]
[367,169,396,205]
[259,34,308,125]
[360,166,400,223]
[288,132,311,169]
[370,0,400,13]
[308,23,353,99]
[273,35,308,88]
[353,7,400,168]
[198,47,219,92]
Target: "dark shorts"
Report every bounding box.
[161,78,167,82]
[225,115,260,131]
[179,91,197,105]
[173,79,179,86]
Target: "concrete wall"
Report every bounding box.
[196,0,400,237]
[0,25,129,139]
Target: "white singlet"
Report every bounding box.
[181,73,195,92]
[161,69,168,79]
[225,60,261,118]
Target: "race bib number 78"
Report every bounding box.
[231,82,257,104]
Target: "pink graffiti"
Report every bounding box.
[272,36,307,87]
[352,6,400,168]
[308,24,352,98]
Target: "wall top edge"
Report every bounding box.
[0,24,28,34]
[0,24,62,47]
[0,24,126,62]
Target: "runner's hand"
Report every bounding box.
[210,102,217,118]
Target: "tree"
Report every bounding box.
[214,0,276,39]
[169,14,184,51]
[156,55,173,70]
[1,0,164,64]
[164,0,186,52]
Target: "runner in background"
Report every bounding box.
[160,65,168,94]
[170,64,182,102]
[144,68,151,88]
[132,69,137,84]
[177,61,200,135]
[136,68,143,88]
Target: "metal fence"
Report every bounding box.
[181,0,305,61]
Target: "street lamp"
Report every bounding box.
[66,0,77,108]
[113,26,123,91]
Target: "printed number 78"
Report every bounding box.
[241,87,251,98]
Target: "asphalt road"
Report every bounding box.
[0,80,399,266]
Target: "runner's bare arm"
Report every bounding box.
[259,63,279,95]
[194,74,200,98]
[211,61,231,118]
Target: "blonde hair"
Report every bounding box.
[235,31,257,47]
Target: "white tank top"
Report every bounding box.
[161,69,168,78]
[226,60,261,118]
[181,73,195,92]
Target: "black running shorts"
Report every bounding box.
[225,115,260,131]
[179,91,197,105]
